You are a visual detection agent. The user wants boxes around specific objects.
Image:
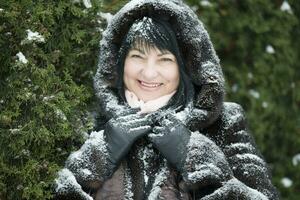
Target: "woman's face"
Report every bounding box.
[123,46,180,102]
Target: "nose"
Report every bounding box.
[140,59,158,80]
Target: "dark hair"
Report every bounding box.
[117,16,194,111]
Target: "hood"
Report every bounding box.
[94,0,225,129]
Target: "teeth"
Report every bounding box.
[140,81,162,88]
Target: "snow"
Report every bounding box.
[191,5,199,12]
[249,89,260,99]
[138,144,155,185]
[98,12,113,25]
[9,129,20,133]
[81,168,92,176]
[148,132,164,138]
[124,16,155,43]
[148,163,169,199]
[200,0,212,7]
[231,84,239,93]
[280,1,293,14]
[55,169,93,200]
[16,52,28,64]
[56,109,67,121]
[247,72,253,79]
[266,45,275,54]
[60,130,109,192]
[243,183,269,200]
[292,153,300,166]
[281,177,293,188]
[43,95,55,101]
[291,82,295,88]
[225,142,253,151]
[129,125,151,132]
[174,107,190,124]
[25,29,45,43]
[124,166,134,200]
[206,178,268,200]
[83,0,92,8]
[187,163,222,182]
[222,103,245,128]
[184,131,229,184]
[262,101,268,108]
[17,184,23,190]
[235,153,264,164]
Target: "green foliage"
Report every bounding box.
[185,0,300,199]
[0,0,299,199]
[0,0,102,199]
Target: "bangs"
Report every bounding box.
[123,16,177,55]
[117,16,193,109]
[130,37,170,55]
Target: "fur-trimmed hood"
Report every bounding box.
[94,0,225,129]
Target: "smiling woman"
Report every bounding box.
[55,0,279,199]
[117,16,192,111]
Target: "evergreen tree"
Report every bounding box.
[0,0,102,199]
[0,0,299,199]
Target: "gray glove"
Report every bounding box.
[105,113,152,173]
[148,114,190,172]
[149,114,234,198]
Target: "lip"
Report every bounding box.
[137,80,163,90]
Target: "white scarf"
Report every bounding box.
[125,90,176,114]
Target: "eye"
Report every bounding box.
[160,57,174,62]
[131,54,143,59]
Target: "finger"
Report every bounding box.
[118,113,141,122]
[119,108,140,116]
[129,125,152,136]
[125,117,152,129]
[166,114,180,123]
[142,112,157,123]
[152,126,165,134]
[160,118,175,127]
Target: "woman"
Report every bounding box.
[55,0,279,199]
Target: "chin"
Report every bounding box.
[138,93,160,102]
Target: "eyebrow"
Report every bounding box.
[131,48,146,54]
[131,48,172,57]
[157,52,172,57]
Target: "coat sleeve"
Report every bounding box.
[55,130,112,199]
[210,102,279,199]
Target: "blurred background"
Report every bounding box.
[0,0,299,199]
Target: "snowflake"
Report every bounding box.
[83,0,92,8]
[265,45,275,54]
[281,177,293,188]
[16,52,28,64]
[280,1,293,14]
[200,0,212,7]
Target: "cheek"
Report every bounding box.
[162,65,180,85]
[124,60,139,79]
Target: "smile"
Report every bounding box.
[138,80,163,88]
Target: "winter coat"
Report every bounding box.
[55,0,279,199]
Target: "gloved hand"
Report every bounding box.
[105,112,152,173]
[200,178,268,200]
[148,114,190,172]
[148,114,234,197]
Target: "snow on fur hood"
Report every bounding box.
[94,0,225,129]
